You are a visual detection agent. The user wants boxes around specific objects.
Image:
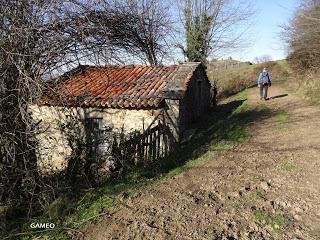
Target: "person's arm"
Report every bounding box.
[267,72,272,86]
[257,72,262,86]
[268,73,272,83]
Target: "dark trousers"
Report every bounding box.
[260,83,268,99]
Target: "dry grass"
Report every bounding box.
[208,62,256,99]
[207,60,289,100]
[287,71,320,104]
[267,60,320,105]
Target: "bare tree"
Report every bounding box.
[253,55,273,64]
[282,0,320,71]
[85,0,173,65]
[0,0,118,216]
[177,0,254,64]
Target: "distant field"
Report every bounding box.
[207,60,289,100]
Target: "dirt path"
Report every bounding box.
[82,85,320,240]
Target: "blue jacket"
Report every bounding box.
[257,71,272,84]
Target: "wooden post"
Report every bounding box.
[157,123,161,159]
[148,130,152,162]
[152,130,157,161]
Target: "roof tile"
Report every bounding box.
[37,62,204,109]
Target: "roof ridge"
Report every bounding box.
[37,62,205,109]
[101,64,180,69]
[73,63,200,70]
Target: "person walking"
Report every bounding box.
[257,67,272,100]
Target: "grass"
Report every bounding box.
[65,195,118,228]
[253,210,288,235]
[253,175,264,182]
[207,62,257,99]
[207,60,290,100]
[257,104,271,114]
[300,76,320,104]
[248,188,266,202]
[6,185,123,240]
[276,60,290,72]
[279,63,320,105]
[275,110,289,122]
[281,162,296,172]
[273,110,290,130]
[232,201,240,210]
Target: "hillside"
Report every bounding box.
[207,60,289,99]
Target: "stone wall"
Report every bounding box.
[30,105,162,171]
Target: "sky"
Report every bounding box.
[230,0,300,62]
[82,0,301,65]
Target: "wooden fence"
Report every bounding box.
[112,121,174,163]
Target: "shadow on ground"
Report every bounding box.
[270,94,288,99]
[149,98,277,176]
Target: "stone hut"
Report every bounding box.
[31,62,212,171]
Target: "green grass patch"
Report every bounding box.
[274,110,290,129]
[232,201,240,210]
[253,210,288,235]
[6,186,122,240]
[152,91,253,181]
[248,188,266,202]
[253,175,264,182]
[65,195,118,228]
[275,110,289,122]
[281,162,296,172]
[165,149,214,178]
[257,104,271,114]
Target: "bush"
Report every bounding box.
[253,61,289,80]
[283,1,320,72]
[286,70,320,104]
[282,1,320,102]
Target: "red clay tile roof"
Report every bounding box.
[37,62,205,109]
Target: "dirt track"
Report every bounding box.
[82,85,320,240]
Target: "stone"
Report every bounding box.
[294,214,302,221]
[229,191,239,198]
[260,181,270,191]
[294,206,303,213]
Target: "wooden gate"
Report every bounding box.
[113,121,174,163]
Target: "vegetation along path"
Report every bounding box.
[82,85,320,240]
